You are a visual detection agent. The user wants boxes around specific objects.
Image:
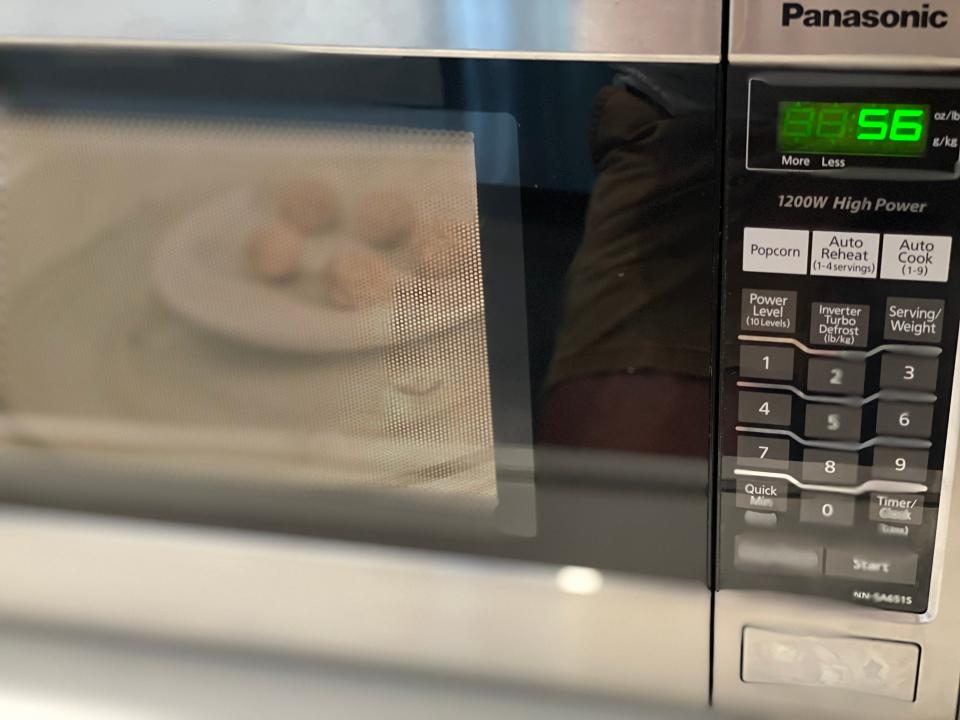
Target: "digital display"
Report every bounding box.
[777,101,930,157]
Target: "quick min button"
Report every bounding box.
[880,234,951,282]
[743,227,809,275]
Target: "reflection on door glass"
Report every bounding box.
[2,116,513,511]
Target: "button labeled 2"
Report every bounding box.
[807,358,866,395]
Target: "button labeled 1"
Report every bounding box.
[740,345,795,380]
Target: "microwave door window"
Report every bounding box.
[1,116,517,515]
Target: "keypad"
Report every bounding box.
[728,276,946,613]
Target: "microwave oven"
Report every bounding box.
[2,0,960,718]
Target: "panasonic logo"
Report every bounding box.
[782,2,948,27]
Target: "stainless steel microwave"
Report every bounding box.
[3,1,960,718]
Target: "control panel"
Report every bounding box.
[720,71,960,614]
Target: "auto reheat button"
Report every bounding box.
[742,628,919,701]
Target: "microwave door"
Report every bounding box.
[0,1,724,705]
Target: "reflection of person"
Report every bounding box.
[539,67,717,457]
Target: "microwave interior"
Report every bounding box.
[0,48,718,582]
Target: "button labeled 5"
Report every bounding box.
[805,404,862,440]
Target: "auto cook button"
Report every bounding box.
[824,547,919,585]
[743,227,809,275]
[880,234,951,282]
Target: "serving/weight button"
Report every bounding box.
[884,297,944,343]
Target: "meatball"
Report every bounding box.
[276,179,340,234]
[246,221,304,283]
[411,221,473,277]
[357,192,417,249]
[320,245,398,309]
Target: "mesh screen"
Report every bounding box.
[0,116,497,506]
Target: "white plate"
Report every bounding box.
[152,187,480,353]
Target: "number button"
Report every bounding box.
[879,355,939,392]
[805,404,862,440]
[738,391,792,426]
[802,449,859,485]
[872,447,929,483]
[740,345,795,381]
[799,492,855,526]
[807,358,866,395]
[738,436,790,469]
[876,401,934,439]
